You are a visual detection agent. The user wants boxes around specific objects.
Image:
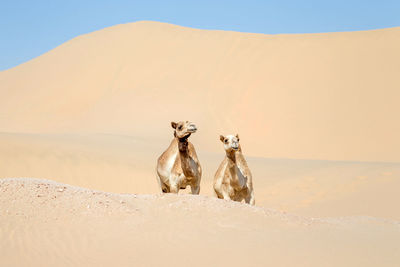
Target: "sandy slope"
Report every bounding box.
[1,21,400,266]
[1,132,400,221]
[1,178,399,267]
[0,21,399,161]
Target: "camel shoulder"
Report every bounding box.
[157,139,178,164]
[214,157,229,179]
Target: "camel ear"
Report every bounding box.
[236,134,240,141]
[220,135,225,142]
[171,122,177,129]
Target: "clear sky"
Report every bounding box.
[1,0,399,70]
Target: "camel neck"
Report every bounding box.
[177,137,197,178]
[177,137,189,154]
[226,150,246,189]
[226,150,238,163]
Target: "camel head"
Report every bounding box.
[171,121,197,139]
[220,134,240,152]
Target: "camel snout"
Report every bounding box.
[188,124,197,133]
[232,144,239,150]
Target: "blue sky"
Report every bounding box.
[1,0,400,70]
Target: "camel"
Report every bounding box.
[213,134,255,205]
[156,121,202,194]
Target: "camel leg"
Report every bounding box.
[156,173,170,193]
[159,178,170,193]
[215,193,223,199]
[190,183,200,195]
[222,191,231,201]
[213,190,220,199]
[213,186,224,199]
[169,182,179,194]
[245,191,255,205]
[162,184,170,193]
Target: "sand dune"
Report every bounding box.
[1,21,400,266]
[0,21,399,161]
[1,178,399,267]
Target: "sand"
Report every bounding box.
[1,178,399,267]
[1,21,400,266]
[0,21,399,161]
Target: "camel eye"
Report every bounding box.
[224,139,228,143]
[178,125,183,130]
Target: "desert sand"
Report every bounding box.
[1,21,400,266]
[1,178,400,267]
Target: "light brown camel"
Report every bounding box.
[213,134,255,205]
[156,121,202,194]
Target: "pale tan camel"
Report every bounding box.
[156,121,202,194]
[213,134,255,205]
